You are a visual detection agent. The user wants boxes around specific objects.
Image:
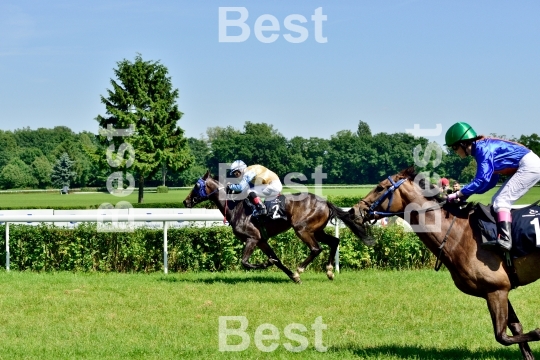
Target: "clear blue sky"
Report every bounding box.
[1,0,539,145]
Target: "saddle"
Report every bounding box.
[471,201,540,258]
[244,195,287,221]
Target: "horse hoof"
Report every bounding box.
[296,267,305,274]
[292,272,302,283]
[326,271,334,280]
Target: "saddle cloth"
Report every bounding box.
[472,201,540,258]
[264,195,287,221]
[245,195,287,221]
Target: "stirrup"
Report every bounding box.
[497,239,512,251]
[481,240,498,248]
[481,239,511,251]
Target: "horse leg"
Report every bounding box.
[241,238,274,270]
[256,241,299,283]
[314,230,339,280]
[507,300,535,359]
[293,230,323,280]
[486,290,540,357]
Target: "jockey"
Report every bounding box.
[226,160,283,217]
[444,122,540,251]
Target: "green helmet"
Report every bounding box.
[445,122,477,146]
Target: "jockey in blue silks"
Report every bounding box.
[445,122,540,251]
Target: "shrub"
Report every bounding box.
[156,186,169,193]
[0,223,434,272]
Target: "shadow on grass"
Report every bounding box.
[330,344,527,359]
[158,273,292,284]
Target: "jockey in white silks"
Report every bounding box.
[226,160,283,217]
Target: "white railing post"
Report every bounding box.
[6,222,10,272]
[163,221,168,274]
[334,219,340,273]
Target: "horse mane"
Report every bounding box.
[398,166,445,203]
[399,166,417,180]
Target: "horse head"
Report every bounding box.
[183,170,222,208]
[352,166,441,224]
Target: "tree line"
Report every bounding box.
[1,121,539,191]
[2,54,539,194]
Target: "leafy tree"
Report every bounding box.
[0,130,19,168]
[31,156,53,188]
[19,147,44,166]
[515,133,540,157]
[241,122,289,175]
[0,158,37,189]
[440,148,473,183]
[207,122,289,177]
[172,137,211,186]
[51,153,76,188]
[206,126,243,173]
[326,130,365,184]
[50,137,95,188]
[13,126,76,161]
[460,158,477,183]
[285,137,329,182]
[95,54,193,202]
[357,120,372,138]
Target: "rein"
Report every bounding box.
[367,176,407,217]
[196,178,228,224]
[434,207,455,271]
[363,178,454,271]
[364,176,444,219]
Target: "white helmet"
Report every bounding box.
[230,160,247,175]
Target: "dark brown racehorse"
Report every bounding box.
[351,166,540,360]
[183,171,373,283]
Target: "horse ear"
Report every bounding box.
[401,165,417,180]
[203,170,210,180]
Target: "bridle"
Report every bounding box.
[363,176,407,219]
[360,174,455,271]
[360,175,444,221]
[191,178,223,204]
[191,178,228,224]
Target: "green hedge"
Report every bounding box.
[0,223,434,272]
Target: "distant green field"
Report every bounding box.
[0,191,189,209]
[0,187,371,209]
[0,186,539,209]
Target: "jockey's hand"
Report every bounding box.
[447,191,467,203]
[226,183,238,194]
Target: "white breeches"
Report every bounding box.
[492,151,540,212]
[248,180,283,201]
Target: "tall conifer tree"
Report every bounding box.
[95,54,193,203]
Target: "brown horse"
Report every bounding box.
[183,171,373,283]
[351,166,540,359]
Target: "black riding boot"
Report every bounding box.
[248,192,267,217]
[482,213,513,251]
[495,220,512,251]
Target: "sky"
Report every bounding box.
[1,0,539,146]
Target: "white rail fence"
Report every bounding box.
[1,204,530,274]
[0,208,345,274]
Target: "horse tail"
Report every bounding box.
[327,201,375,246]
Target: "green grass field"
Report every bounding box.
[1,269,538,359]
[1,186,539,209]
